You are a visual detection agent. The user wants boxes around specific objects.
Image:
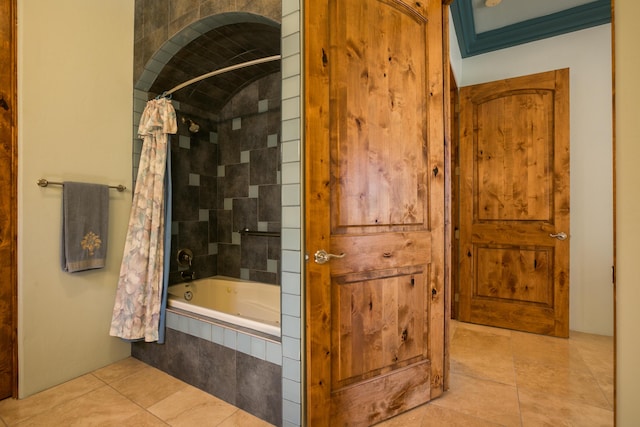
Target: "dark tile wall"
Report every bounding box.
[168,72,281,286]
[132,328,282,426]
[133,0,281,85]
[216,72,282,284]
[168,112,219,285]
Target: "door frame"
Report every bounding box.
[0,0,18,400]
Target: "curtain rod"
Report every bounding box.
[162,54,281,97]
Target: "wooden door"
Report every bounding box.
[304,0,447,425]
[0,0,17,400]
[458,69,570,338]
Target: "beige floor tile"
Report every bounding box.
[518,387,613,427]
[217,409,276,427]
[13,386,152,427]
[1,325,615,427]
[570,332,614,408]
[148,386,230,422]
[109,365,188,409]
[450,326,516,386]
[376,401,504,427]
[0,374,104,425]
[120,411,169,426]
[454,321,513,338]
[514,355,610,410]
[430,373,521,426]
[510,330,577,365]
[157,401,238,427]
[92,357,149,385]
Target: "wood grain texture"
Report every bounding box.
[305,0,448,425]
[0,0,17,400]
[459,69,570,338]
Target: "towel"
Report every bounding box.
[61,182,109,273]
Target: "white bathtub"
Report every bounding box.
[167,276,281,336]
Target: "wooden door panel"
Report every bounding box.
[333,272,427,386]
[474,92,553,221]
[331,362,431,426]
[305,0,447,425]
[330,0,429,232]
[329,232,431,276]
[475,246,552,305]
[459,69,570,337]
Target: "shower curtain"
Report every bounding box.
[110,97,176,343]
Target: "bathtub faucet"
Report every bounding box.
[181,270,196,281]
[177,248,193,267]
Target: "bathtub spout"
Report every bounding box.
[181,270,196,281]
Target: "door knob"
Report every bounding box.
[314,250,345,264]
[549,232,567,241]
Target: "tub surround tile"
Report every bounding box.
[224,164,249,198]
[218,243,241,277]
[259,74,282,105]
[237,352,283,426]
[178,220,209,255]
[250,147,279,185]
[267,236,281,259]
[133,326,281,426]
[199,339,238,405]
[172,185,200,221]
[250,270,278,285]
[189,138,218,176]
[217,210,233,243]
[233,198,258,232]
[259,185,282,222]
[251,336,267,360]
[241,235,268,271]
[199,175,218,209]
[239,115,270,152]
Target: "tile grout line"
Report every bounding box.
[508,331,526,427]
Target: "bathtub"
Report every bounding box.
[167,276,281,337]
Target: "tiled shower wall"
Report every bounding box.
[168,73,282,286]
[133,2,303,426]
[216,73,282,284]
[169,110,219,284]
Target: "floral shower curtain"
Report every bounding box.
[110,97,176,343]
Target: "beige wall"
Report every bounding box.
[17,0,134,397]
[614,0,640,424]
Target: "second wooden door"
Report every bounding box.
[458,69,570,338]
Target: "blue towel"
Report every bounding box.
[61,182,109,272]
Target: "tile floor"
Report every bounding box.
[0,320,613,426]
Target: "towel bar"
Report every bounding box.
[37,178,126,192]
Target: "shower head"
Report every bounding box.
[181,116,200,133]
